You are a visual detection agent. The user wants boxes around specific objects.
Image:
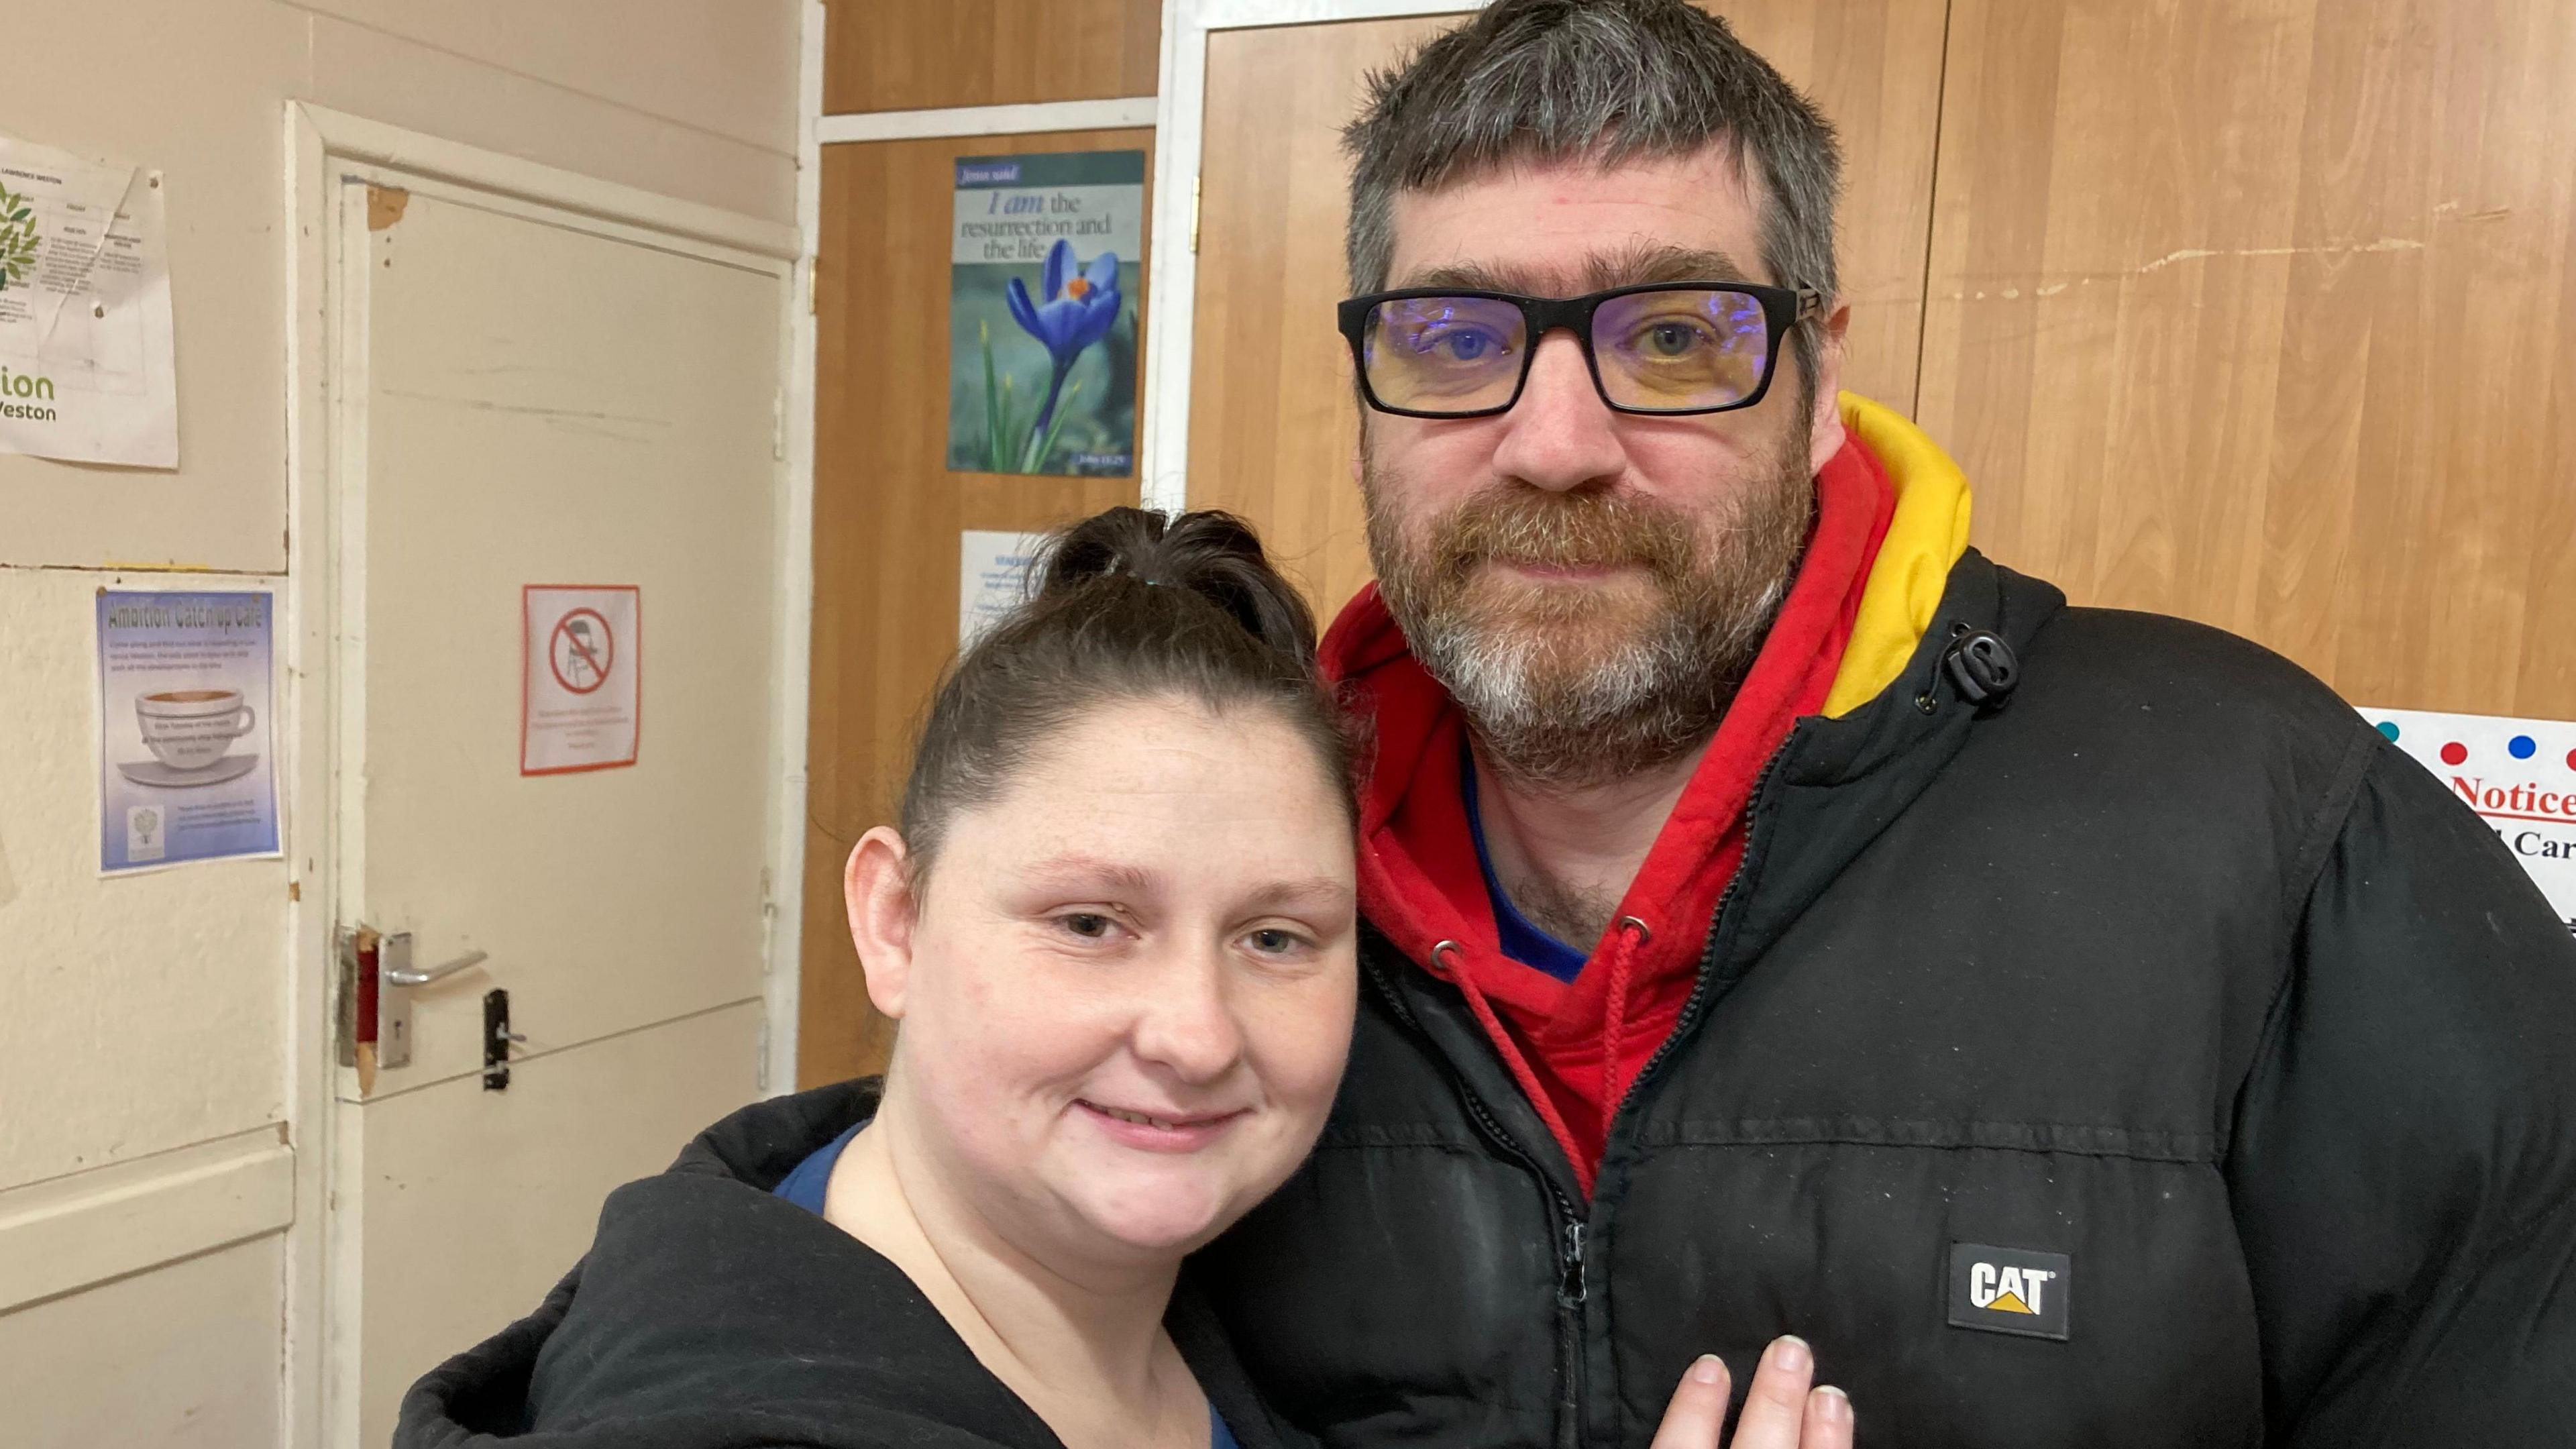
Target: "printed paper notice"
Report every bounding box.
[523,586,640,775]
[2366,706,2576,931]
[0,136,178,467]
[98,591,280,874]
[960,529,1049,649]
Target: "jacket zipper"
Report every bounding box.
[1360,956,1590,1443]
[1619,740,1794,1114]
[1627,606,1966,1110]
[1558,1220,1588,1309]
[1362,727,1786,1448]
[1364,729,1806,1444]
[1560,741,1789,1447]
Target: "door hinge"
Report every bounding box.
[1189,174,1202,255]
[757,1018,773,1095]
[772,390,788,460]
[807,253,820,317]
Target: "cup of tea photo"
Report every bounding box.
[135,689,257,771]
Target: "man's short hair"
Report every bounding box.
[1344,0,1843,399]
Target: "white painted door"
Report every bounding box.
[325,178,787,1446]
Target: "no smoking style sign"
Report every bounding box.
[523,586,639,775]
[549,608,616,694]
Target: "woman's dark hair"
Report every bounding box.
[898,507,1355,883]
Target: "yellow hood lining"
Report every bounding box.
[1822,393,1976,718]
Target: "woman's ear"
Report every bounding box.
[845,826,919,1020]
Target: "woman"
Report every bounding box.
[397,508,1845,1449]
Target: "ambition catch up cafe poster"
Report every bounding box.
[2369,706,2576,934]
[946,151,1143,478]
[96,590,280,874]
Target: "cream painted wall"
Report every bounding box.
[0,2,800,1443]
[0,1236,287,1449]
[0,570,288,1188]
[0,0,798,572]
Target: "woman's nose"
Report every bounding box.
[1128,946,1246,1084]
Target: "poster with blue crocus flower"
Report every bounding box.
[947,151,1144,476]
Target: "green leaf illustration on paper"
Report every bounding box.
[0,183,37,294]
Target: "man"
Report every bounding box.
[1192,1,2576,1444]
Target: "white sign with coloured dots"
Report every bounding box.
[2366,706,2576,935]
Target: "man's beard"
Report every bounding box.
[1362,437,1815,792]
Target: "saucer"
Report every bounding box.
[119,755,259,788]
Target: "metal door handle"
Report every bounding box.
[374,931,487,1072]
[339,927,495,1075]
[384,947,488,987]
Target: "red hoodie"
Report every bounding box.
[1319,439,1896,1194]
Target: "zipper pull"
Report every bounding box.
[1558,1221,1589,1308]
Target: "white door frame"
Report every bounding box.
[818,96,1159,144]
[1138,0,1477,511]
[280,102,807,1449]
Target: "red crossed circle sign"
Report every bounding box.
[548,607,616,695]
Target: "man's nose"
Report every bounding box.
[1489,329,1625,493]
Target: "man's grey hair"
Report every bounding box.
[1344,0,1843,398]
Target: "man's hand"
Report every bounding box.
[1648,1336,1852,1449]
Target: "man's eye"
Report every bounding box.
[1060,912,1114,939]
[1420,328,1505,363]
[1633,319,1713,357]
[1245,928,1307,955]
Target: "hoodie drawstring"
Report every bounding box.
[1599,916,1652,1153]
[1431,939,1591,1194]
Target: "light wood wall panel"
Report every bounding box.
[801,131,1152,1087]
[822,0,1161,113]
[1918,0,2576,718]
[1186,3,1951,618]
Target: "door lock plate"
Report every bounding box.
[376,931,418,1069]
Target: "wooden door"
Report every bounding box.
[798,129,1154,1087]
[328,181,786,1445]
[1185,3,1952,615]
[1917,0,2576,718]
[821,0,1160,112]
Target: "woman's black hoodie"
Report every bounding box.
[395,1079,1314,1449]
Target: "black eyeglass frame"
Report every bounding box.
[1336,280,1824,420]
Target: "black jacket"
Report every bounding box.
[1194,552,2576,1448]
[397,1080,1314,1449]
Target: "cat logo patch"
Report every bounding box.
[1947,1242,2071,1340]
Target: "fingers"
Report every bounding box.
[1802,1383,1855,1449]
[1646,1353,1731,1449]
[1651,1338,1855,1449]
[1727,1337,1817,1449]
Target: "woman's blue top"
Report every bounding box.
[773,1124,1242,1449]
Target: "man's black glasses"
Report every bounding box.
[1336,282,1822,419]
